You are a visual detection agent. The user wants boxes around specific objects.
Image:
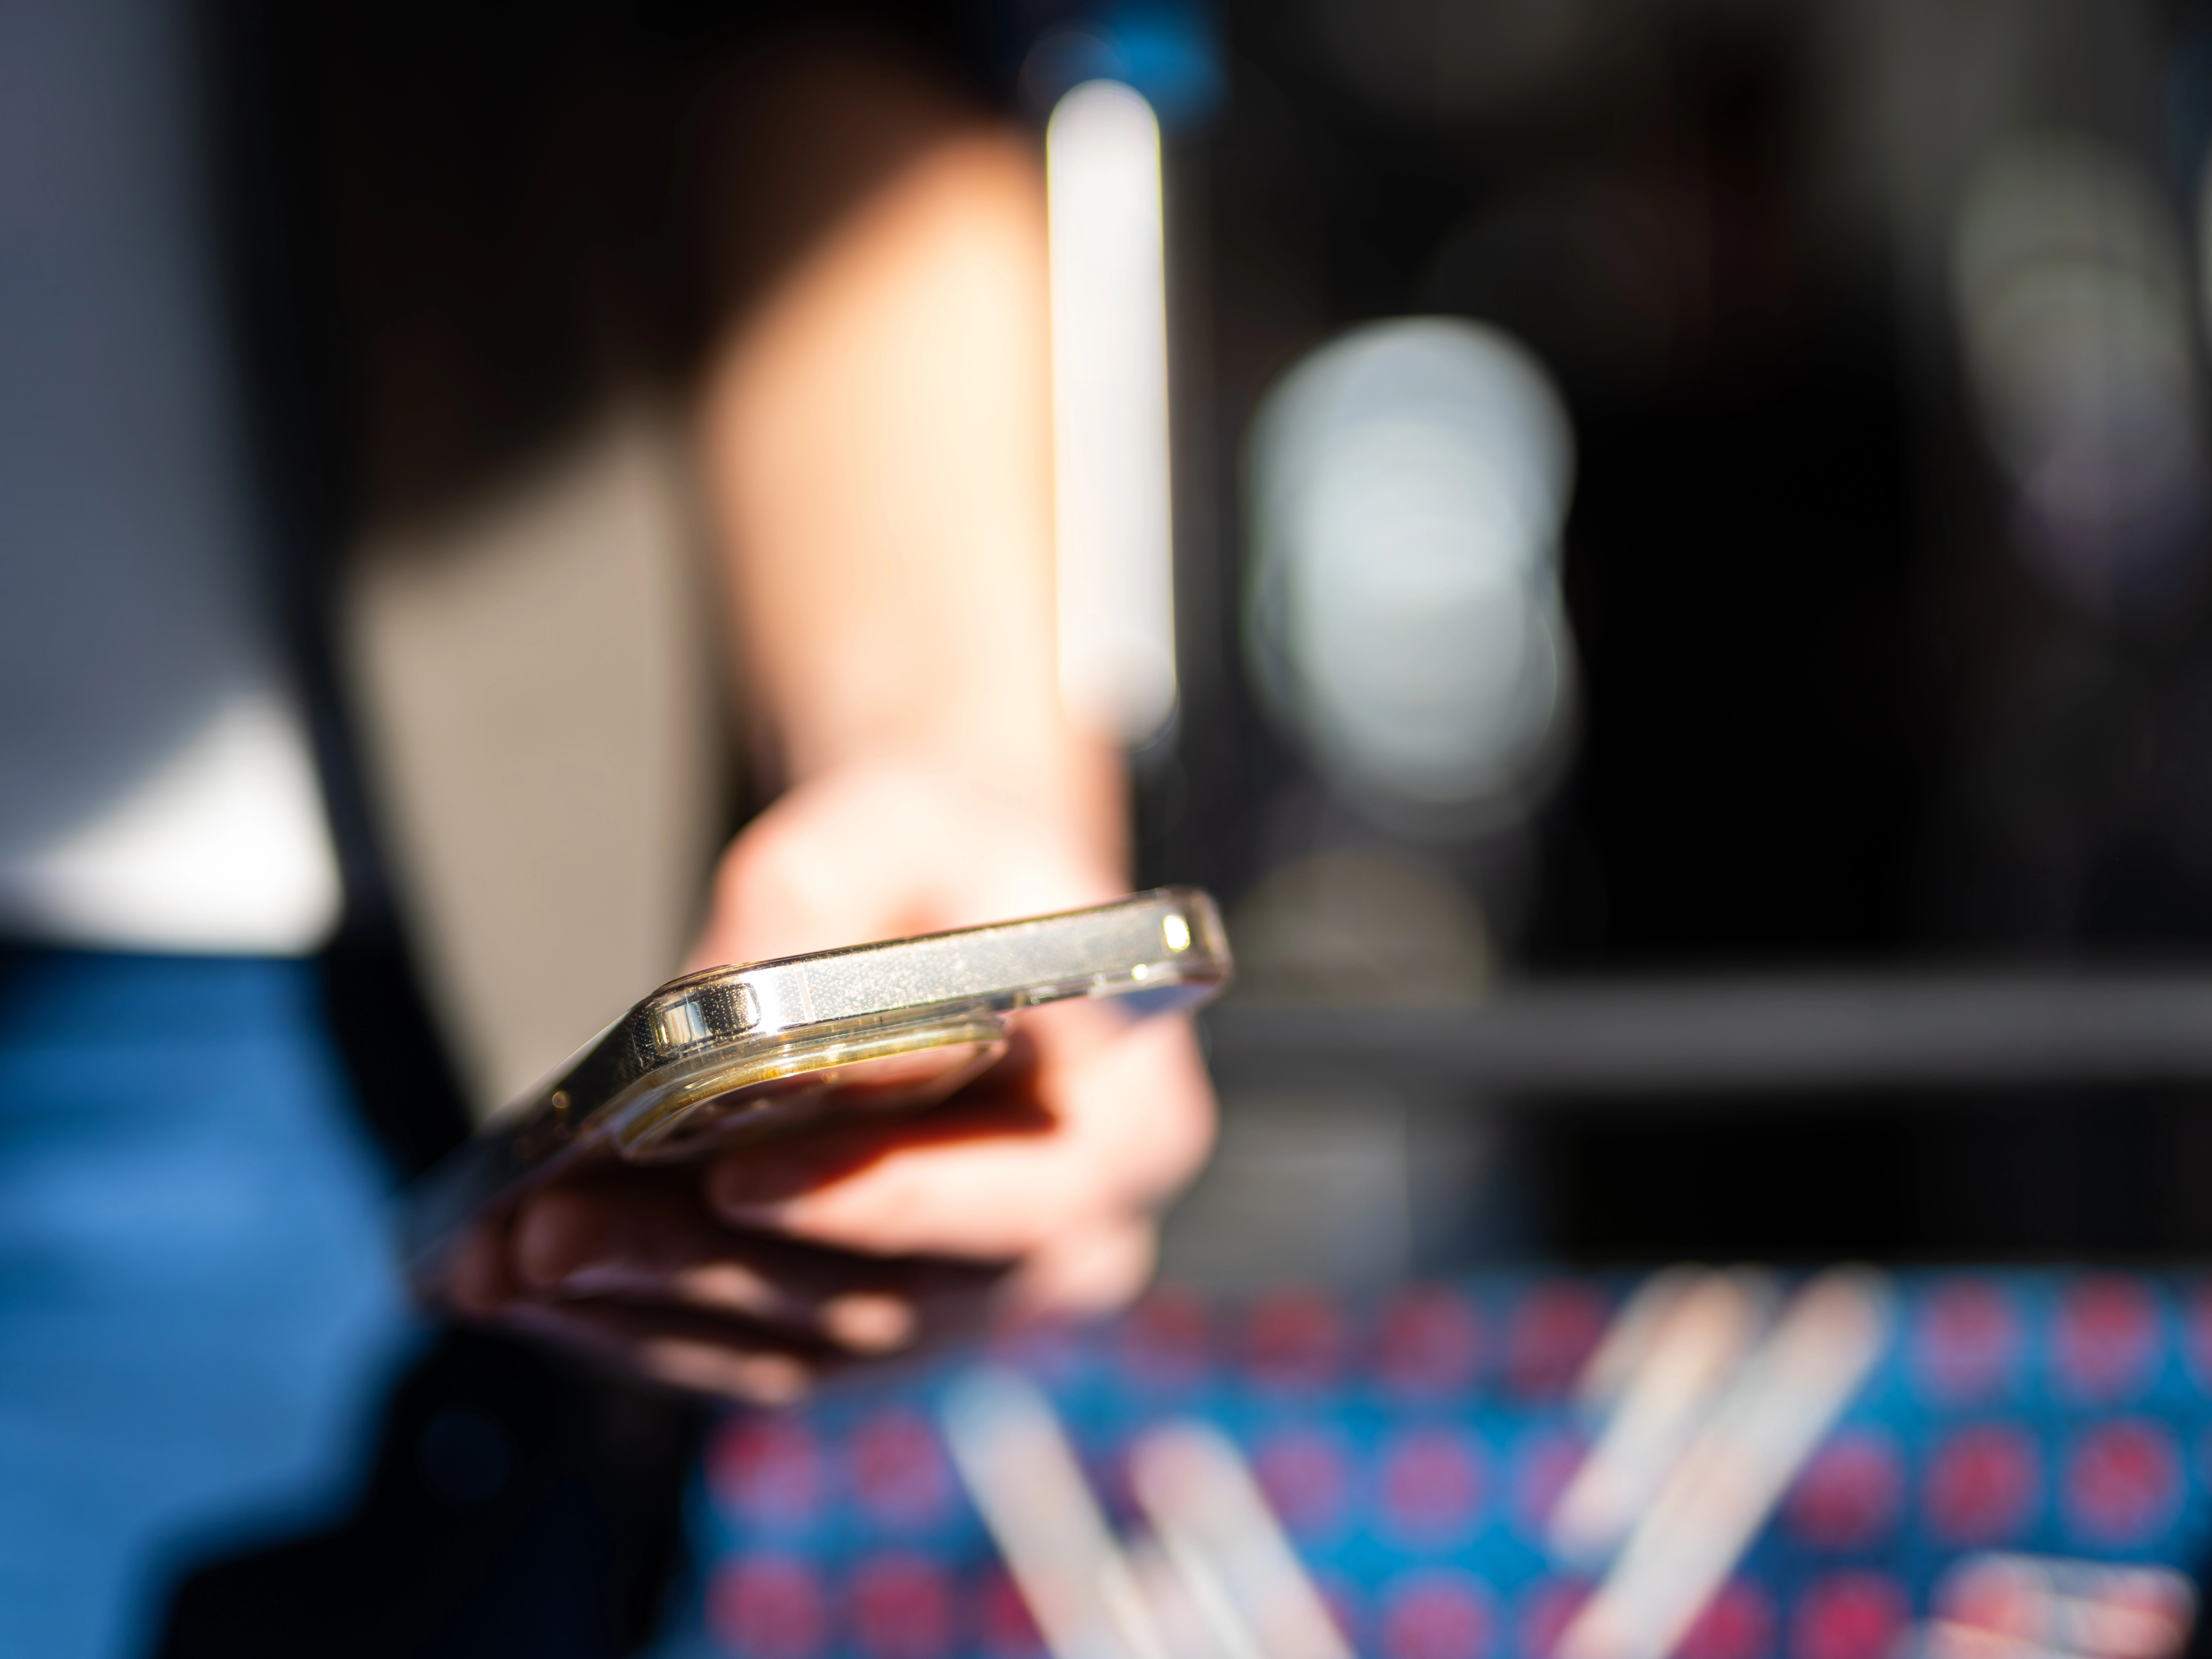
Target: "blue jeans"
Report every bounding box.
[0,949,414,1658]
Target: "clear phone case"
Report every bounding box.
[403,887,1231,1276]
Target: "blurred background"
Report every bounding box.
[147,3,2212,1652]
[329,0,2212,1293]
[1022,0,2212,1283]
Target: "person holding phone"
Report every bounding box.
[0,4,1214,1652]
[437,52,1218,1395]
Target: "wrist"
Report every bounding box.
[785,730,1129,886]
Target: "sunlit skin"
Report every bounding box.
[444,58,1217,1402]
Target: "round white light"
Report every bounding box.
[1246,318,1578,828]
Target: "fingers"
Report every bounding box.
[495,1300,833,1405]
[521,1172,1002,1346]
[442,1162,1009,1390]
[466,1212,1162,1403]
[687,759,1121,970]
[705,1009,1215,1261]
[1007,1215,1161,1319]
[509,1168,830,1322]
[438,1143,1178,1399]
[445,1210,522,1315]
[495,1211,1164,1402]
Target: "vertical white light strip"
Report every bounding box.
[1558,1270,1892,1659]
[942,1368,1171,1659]
[1128,1423,1356,1659]
[1048,80,1178,744]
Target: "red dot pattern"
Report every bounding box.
[2051,1277,2163,1404]
[1784,1430,1905,1551]
[1381,1569,1496,1659]
[1679,1579,1775,1659]
[1790,1572,1909,1659]
[1378,1427,1486,1543]
[1924,1423,2041,1546]
[690,1274,2212,1659]
[2063,1418,2182,1547]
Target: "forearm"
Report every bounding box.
[698,107,1123,876]
[452,61,1209,1392]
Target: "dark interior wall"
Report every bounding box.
[1165,0,2212,969]
[1162,0,2212,1262]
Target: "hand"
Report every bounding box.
[445,758,1218,1402]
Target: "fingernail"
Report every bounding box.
[737,1354,813,1405]
[712,1203,801,1238]
[514,1255,569,1296]
[511,1207,582,1293]
[821,1293,917,1354]
[550,1264,631,1297]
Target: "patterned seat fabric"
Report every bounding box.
[663,1272,2212,1659]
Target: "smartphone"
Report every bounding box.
[403,887,1231,1279]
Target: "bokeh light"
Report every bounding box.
[1246,318,1578,832]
